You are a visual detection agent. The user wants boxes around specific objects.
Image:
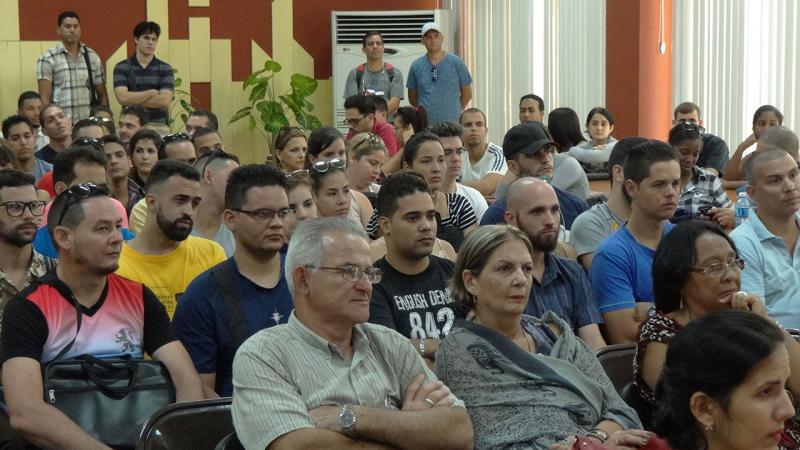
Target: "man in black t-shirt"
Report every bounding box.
[370,172,461,364]
[0,184,205,449]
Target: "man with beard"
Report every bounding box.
[504,178,606,351]
[35,104,72,165]
[459,108,506,196]
[15,92,48,151]
[0,170,48,331]
[189,149,239,257]
[732,148,800,329]
[1,116,52,184]
[369,172,461,365]
[173,165,294,396]
[1,183,205,449]
[117,160,225,317]
[117,105,147,148]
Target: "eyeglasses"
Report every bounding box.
[0,200,46,217]
[196,148,240,174]
[676,122,706,135]
[73,137,103,151]
[310,158,347,173]
[342,115,367,127]
[689,258,745,277]
[306,264,383,284]
[55,182,109,227]
[231,207,294,221]
[159,132,192,151]
[431,66,438,82]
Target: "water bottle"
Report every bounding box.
[735,192,751,226]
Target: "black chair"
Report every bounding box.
[621,382,653,430]
[596,343,637,395]
[136,397,233,450]
[214,432,245,450]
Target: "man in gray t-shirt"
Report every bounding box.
[343,31,404,114]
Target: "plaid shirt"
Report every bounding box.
[0,250,50,336]
[679,166,732,214]
[36,43,105,123]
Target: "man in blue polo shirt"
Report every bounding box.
[113,21,174,136]
[173,164,293,396]
[505,177,606,351]
[590,141,680,344]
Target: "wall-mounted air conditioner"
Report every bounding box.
[331,10,452,132]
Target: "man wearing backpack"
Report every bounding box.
[343,31,404,115]
[172,164,293,396]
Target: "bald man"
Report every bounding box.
[504,178,606,350]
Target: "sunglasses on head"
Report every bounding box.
[73,137,103,151]
[159,132,192,152]
[55,182,110,227]
[310,158,346,173]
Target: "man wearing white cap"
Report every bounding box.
[407,22,473,125]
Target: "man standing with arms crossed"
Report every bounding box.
[37,11,109,123]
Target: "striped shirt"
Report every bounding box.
[366,192,477,239]
[231,312,464,450]
[36,43,105,123]
[113,56,174,124]
[460,142,507,182]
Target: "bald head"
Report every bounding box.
[506,177,556,211]
[757,126,799,160]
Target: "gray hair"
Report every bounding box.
[745,147,793,185]
[757,126,799,159]
[285,217,368,294]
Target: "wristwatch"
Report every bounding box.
[339,404,357,437]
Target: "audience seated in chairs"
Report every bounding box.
[434,225,645,449]
[635,220,800,445]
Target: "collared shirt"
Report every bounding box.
[232,312,464,450]
[678,166,731,214]
[0,249,49,331]
[526,253,602,330]
[36,43,105,122]
[731,211,800,329]
[113,55,174,124]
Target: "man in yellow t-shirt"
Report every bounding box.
[117,160,225,316]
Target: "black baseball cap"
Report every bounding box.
[502,122,556,160]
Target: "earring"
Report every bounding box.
[704,423,714,431]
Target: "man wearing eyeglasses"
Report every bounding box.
[407,22,473,125]
[190,150,240,257]
[672,102,729,176]
[0,170,49,332]
[232,217,472,450]
[369,172,462,366]
[343,95,398,156]
[343,31,404,115]
[117,160,226,317]
[174,165,293,397]
[732,148,800,329]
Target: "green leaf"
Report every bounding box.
[279,94,302,116]
[304,115,323,130]
[228,106,252,124]
[249,80,268,102]
[260,100,289,134]
[290,73,318,97]
[180,113,188,124]
[179,99,192,111]
[264,60,282,73]
[248,115,257,131]
[173,77,182,88]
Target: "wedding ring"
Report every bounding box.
[424,398,435,406]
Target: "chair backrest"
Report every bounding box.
[136,397,234,450]
[214,432,245,450]
[621,382,653,430]
[596,343,637,394]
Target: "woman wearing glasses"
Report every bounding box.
[307,127,374,227]
[273,126,307,173]
[346,132,387,194]
[668,123,734,230]
[634,221,800,441]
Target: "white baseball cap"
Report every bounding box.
[421,22,442,37]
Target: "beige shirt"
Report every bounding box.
[232,312,464,450]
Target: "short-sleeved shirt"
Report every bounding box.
[31,158,53,184]
[456,183,488,223]
[113,55,174,124]
[460,142,507,182]
[731,211,800,329]
[0,272,174,364]
[366,192,476,239]
[526,254,602,330]
[678,166,732,214]
[570,202,626,258]
[0,250,49,337]
[480,187,589,230]
[369,255,461,339]
[34,145,58,165]
[36,43,105,123]
[231,312,464,450]
[698,133,730,174]
[191,222,236,258]
[173,257,293,396]
[343,64,405,101]
[116,236,227,317]
[552,153,591,200]
[590,223,674,313]
[406,53,472,124]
